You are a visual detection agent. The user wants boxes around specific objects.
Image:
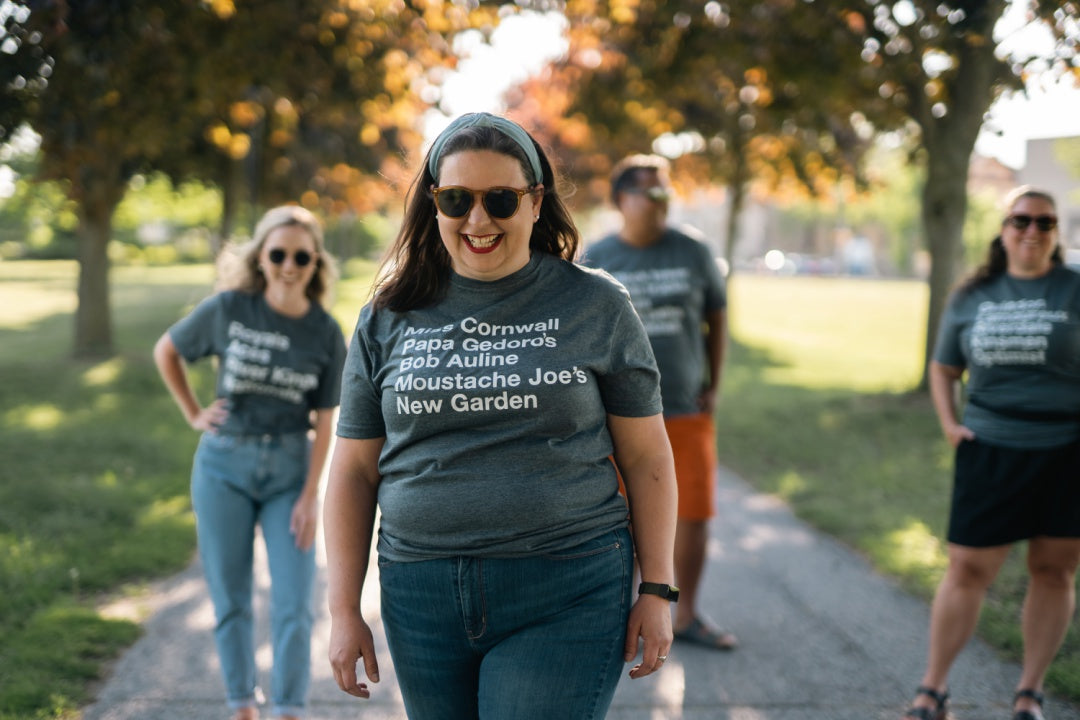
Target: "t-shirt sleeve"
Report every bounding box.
[312,318,347,410]
[933,293,966,368]
[336,308,387,439]
[596,295,663,418]
[167,294,223,363]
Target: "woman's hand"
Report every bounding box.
[289,491,319,551]
[624,594,674,679]
[190,397,229,433]
[943,421,976,448]
[328,609,380,699]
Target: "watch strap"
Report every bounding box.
[638,581,680,602]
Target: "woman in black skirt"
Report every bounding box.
[902,187,1080,720]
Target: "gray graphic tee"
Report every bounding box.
[169,290,346,436]
[337,253,662,560]
[934,266,1080,448]
[581,226,727,416]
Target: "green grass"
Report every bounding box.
[0,263,1077,716]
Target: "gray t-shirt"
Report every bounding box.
[934,265,1080,449]
[337,252,662,561]
[169,290,346,436]
[581,226,727,416]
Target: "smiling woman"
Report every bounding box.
[324,112,680,718]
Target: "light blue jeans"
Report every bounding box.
[378,527,633,720]
[191,431,315,717]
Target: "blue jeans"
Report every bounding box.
[378,527,633,720]
[191,431,315,717]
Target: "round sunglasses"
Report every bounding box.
[431,185,538,220]
[267,248,314,267]
[1004,214,1058,232]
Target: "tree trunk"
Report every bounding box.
[915,7,1004,390]
[724,180,745,273]
[216,157,245,255]
[722,138,750,273]
[919,145,970,388]
[73,194,116,358]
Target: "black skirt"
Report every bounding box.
[948,437,1080,547]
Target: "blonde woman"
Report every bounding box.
[154,205,346,720]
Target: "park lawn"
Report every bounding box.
[0,263,1077,717]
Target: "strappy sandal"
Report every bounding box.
[1013,688,1045,720]
[903,685,949,720]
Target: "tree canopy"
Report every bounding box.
[533,0,1079,385]
[0,0,494,357]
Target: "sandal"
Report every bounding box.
[673,616,738,651]
[903,685,948,720]
[1013,688,1045,720]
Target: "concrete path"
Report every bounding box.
[82,468,1080,720]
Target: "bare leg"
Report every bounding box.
[232,707,258,720]
[1012,537,1080,715]
[905,543,1011,715]
[673,518,708,629]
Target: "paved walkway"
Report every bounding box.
[82,468,1080,720]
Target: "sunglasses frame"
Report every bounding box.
[267,248,314,267]
[431,185,539,220]
[1005,214,1058,232]
[623,185,672,204]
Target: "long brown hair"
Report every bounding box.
[960,186,1062,292]
[372,121,579,312]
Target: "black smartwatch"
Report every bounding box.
[638,582,680,602]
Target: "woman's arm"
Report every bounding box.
[289,408,335,551]
[607,412,677,679]
[152,332,228,432]
[928,360,975,447]
[324,435,385,699]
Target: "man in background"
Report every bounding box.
[582,154,737,651]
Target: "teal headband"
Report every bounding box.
[427,112,543,185]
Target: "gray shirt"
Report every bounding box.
[582,226,727,416]
[337,253,662,560]
[934,265,1080,449]
[169,290,346,436]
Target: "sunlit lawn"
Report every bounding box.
[0,262,1078,716]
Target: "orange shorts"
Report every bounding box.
[613,413,718,522]
[666,413,718,521]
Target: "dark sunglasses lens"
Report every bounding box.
[269,248,286,264]
[484,189,521,219]
[1008,215,1057,231]
[437,189,473,218]
[293,250,312,267]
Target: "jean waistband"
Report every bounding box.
[210,430,309,445]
